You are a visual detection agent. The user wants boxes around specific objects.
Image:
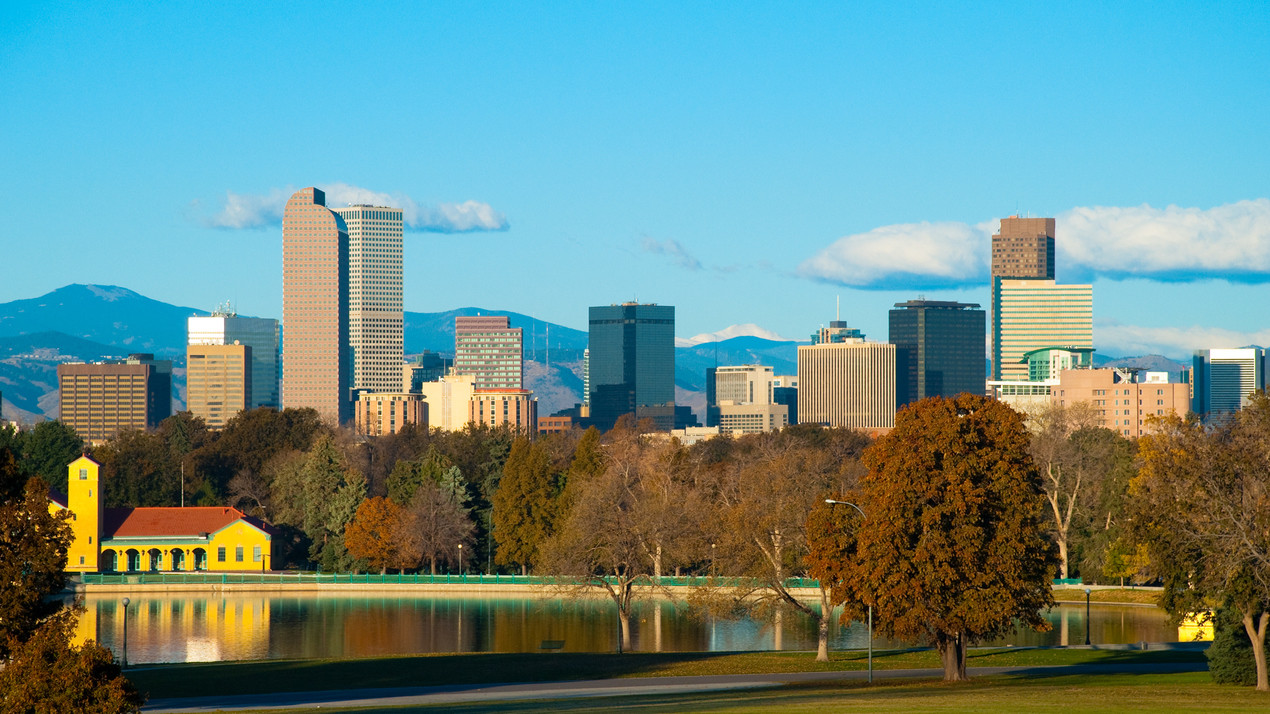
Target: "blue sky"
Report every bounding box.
[2,2,1268,359]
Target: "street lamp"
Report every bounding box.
[711,543,716,579]
[824,499,872,684]
[120,597,130,669]
[1085,588,1092,646]
[457,543,464,577]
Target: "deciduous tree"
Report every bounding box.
[1130,400,1270,690]
[344,497,407,574]
[0,468,73,658]
[812,395,1057,681]
[401,479,475,575]
[0,608,144,713]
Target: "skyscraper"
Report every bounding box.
[587,302,675,430]
[58,354,172,442]
[992,216,1055,280]
[186,344,250,430]
[705,364,788,434]
[797,340,895,430]
[1192,348,1267,420]
[188,311,280,409]
[454,315,523,390]
[282,187,351,424]
[332,204,404,395]
[991,279,1093,382]
[889,300,985,407]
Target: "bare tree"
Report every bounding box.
[1029,401,1104,579]
[401,479,475,575]
[699,428,867,662]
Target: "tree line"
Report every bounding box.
[4,392,1270,686]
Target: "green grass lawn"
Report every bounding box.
[1052,588,1162,606]
[188,673,1266,714]
[129,647,1205,701]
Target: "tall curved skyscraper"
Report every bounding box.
[281,187,351,424]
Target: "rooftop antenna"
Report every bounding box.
[545,323,550,371]
[836,295,840,321]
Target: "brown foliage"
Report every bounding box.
[1130,399,1270,690]
[344,497,407,574]
[810,395,1057,681]
[0,608,144,714]
[0,476,72,658]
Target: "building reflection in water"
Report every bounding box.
[78,594,1178,665]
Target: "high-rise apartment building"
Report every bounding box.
[355,392,426,436]
[705,364,789,434]
[332,204,404,396]
[58,354,172,442]
[281,187,351,424]
[1053,368,1190,438]
[188,312,279,409]
[992,216,1055,280]
[454,316,523,390]
[889,300,985,408]
[992,279,1093,382]
[797,340,896,430]
[1192,348,1267,420]
[186,344,251,430]
[588,303,675,430]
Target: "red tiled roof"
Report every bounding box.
[48,489,68,509]
[103,506,274,538]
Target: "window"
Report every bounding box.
[79,468,88,480]
[217,547,226,562]
[80,556,85,565]
[253,545,262,562]
[236,546,244,562]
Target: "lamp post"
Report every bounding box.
[1085,588,1092,646]
[710,543,716,579]
[120,597,130,669]
[824,499,871,684]
[458,543,464,577]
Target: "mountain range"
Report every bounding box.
[0,284,1190,425]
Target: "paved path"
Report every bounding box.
[143,661,1206,712]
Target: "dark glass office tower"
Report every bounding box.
[588,302,676,430]
[889,300,985,408]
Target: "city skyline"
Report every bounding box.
[3,4,1268,361]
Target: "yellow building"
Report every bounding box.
[50,455,275,573]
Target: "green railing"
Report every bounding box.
[75,572,823,589]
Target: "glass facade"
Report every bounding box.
[889,300,986,408]
[587,303,675,430]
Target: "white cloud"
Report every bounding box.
[676,323,798,347]
[203,188,292,229]
[1096,320,1270,361]
[1059,199,1270,281]
[798,220,995,289]
[641,237,703,271]
[800,199,1270,289]
[201,183,509,233]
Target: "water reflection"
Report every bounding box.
[78,593,1177,665]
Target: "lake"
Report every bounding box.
[76,592,1180,664]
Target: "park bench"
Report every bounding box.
[539,639,565,650]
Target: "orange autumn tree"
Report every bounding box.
[809,394,1057,681]
[344,496,406,574]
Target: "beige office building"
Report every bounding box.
[797,341,896,430]
[58,355,172,443]
[1052,369,1190,438]
[332,204,404,396]
[355,392,426,436]
[186,344,251,430]
[707,365,788,434]
[470,389,537,432]
[282,187,351,424]
[417,374,478,431]
[454,316,523,390]
[992,279,1093,382]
